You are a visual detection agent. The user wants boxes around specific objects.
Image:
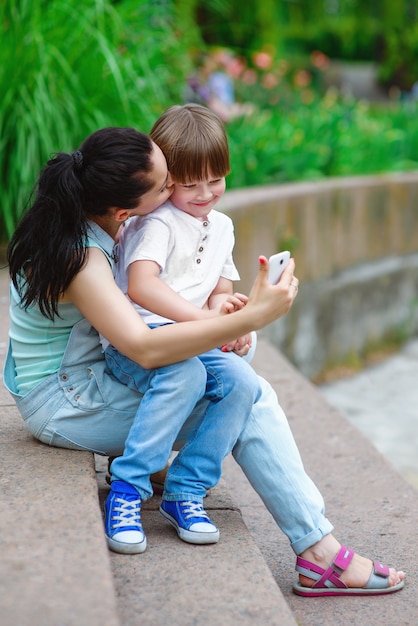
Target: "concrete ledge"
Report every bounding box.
[1,272,120,625]
[2,271,111,624]
[263,251,418,378]
[222,172,418,287]
[220,175,418,378]
[0,408,120,626]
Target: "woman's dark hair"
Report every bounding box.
[7,127,154,319]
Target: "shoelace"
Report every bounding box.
[180,501,210,521]
[111,495,142,530]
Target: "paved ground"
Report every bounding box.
[319,339,418,489]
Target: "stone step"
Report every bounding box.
[0,405,297,626]
[0,406,120,626]
[95,456,297,626]
[2,266,417,626]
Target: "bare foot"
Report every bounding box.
[298,534,405,589]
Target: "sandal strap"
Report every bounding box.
[296,546,394,592]
[295,545,354,589]
[365,561,390,589]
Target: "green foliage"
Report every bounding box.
[0,0,199,239]
[189,44,418,188]
[195,1,380,60]
[378,23,418,89]
[226,95,418,189]
[196,0,286,56]
[282,17,381,61]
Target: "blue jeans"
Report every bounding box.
[104,344,261,502]
[178,378,334,554]
[4,319,332,553]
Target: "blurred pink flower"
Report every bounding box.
[253,51,273,70]
[310,50,330,70]
[213,50,231,65]
[225,56,246,79]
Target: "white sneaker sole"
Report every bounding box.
[159,507,220,544]
[106,534,147,554]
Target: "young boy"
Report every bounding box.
[104,104,261,552]
[117,103,254,353]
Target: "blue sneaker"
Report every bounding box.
[105,480,147,554]
[160,500,219,544]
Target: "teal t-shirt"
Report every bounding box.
[9,281,83,394]
[9,223,115,394]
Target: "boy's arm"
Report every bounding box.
[208,277,253,355]
[129,261,252,355]
[207,276,233,310]
[208,277,248,313]
[128,259,220,322]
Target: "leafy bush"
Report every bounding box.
[282,17,382,61]
[378,23,418,90]
[191,47,418,187]
[227,95,418,188]
[0,0,198,239]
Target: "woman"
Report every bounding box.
[4,126,404,595]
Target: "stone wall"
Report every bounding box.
[222,172,418,379]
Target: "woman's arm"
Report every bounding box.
[66,248,297,369]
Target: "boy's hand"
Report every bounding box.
[221,332,252,357]
[218,292,248,315]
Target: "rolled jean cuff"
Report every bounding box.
[290,520,334,556]
[162,493,204,504]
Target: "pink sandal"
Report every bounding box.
[293,545,404,597]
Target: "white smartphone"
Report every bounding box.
[267,251,291,284]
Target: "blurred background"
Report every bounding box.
[2,0,418,239]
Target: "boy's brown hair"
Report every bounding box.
[150,103,230,183]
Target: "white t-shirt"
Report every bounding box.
[114,201,240,325]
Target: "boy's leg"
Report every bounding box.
[163,349,260,501]
[160,349,259,544]
[104,346,207,500]
[103,348,208,553]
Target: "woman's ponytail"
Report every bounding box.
[8,152,88,318]
[8,127,154,319]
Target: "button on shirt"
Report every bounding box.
[115,202,240,325]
